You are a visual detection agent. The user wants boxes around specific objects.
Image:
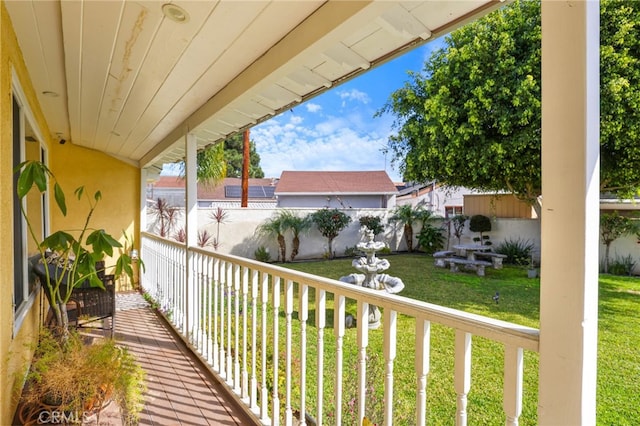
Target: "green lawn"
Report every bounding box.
[278,253,639,425]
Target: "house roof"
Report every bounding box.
[275,171,398,195]
[149,176,277,200]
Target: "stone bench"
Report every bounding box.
[474,252,508,269]
[446,257,492,276]
[433,251,456,267]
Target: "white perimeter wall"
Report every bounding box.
[147,208,640,274]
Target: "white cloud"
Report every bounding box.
[337,88,371,105]
[252,111,401,181]
[305,102,322,113]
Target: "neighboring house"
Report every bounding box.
[464,193,538,219]
[396,181,476,218]
[274,170,398,209]
[198,177,277,208]
[147,176,278,208]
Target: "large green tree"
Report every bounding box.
[379,0,640,204]
[224,133,265,178]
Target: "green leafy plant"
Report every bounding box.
[254,246,271,263]
[118,231,144,290]
[358,215,384,236]
[607,253,636,276]
[18,330,145,426]
[600,211,636,273]
[258,213,289,262]
[389,205,437,252]
[416,224,445,254]
[469,215,492,245]
[280,211,312,262]
[308,209,352,259]
[15,160,133,338]
[495,237,535,266]
[344,245,360,257]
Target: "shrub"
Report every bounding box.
[607,254,636,276]
[469,214,492,244]
[416,224,445,254]
[495,237,534,266]
[254,246,271,263]
[378,245,392,255]
[344,246,360,257]
[358,215,384,236]
[309,209,351,259]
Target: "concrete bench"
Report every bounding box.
[446,257,492,276]
[474,252,508,269]
[433,251,456,267]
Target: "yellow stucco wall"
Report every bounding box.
[49,142,140,282]
[0,2,140,423]
[0,2,51,423]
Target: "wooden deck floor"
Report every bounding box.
[113,292,257,426]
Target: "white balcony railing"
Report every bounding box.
[141,232,539,426]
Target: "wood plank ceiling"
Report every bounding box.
[6,0,501,171]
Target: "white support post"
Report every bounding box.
[357,301,369,424]
[241,266,249,402]
[334,294,345,426]
[260,272,270,423]
[415,318,430,426]
[383,309,397,426]
[185,133,197,341]
[299,284,309,426]
[233,264,241,393]
[503,345,523,426]
[455,331,471,426]
[539,3,599,425]
[250,269,259,411]
[272,276,281,426]
[285,279,294,426]
[316,289,326,425]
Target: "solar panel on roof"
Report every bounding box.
[224,185,275,199]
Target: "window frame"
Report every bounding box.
[12,71,48,336]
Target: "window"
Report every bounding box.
[12,79,48,334]
[445,206,463,218]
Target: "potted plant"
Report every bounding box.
[14,161,144,422]
[17,329,145,425]
[526,255,538,278]
[15,160,134,338]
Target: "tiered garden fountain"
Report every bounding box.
[340,228,404,329]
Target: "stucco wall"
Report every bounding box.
[150,210,640,275]
[0,4,142,422]
[49,142,140,278]
[0,2,52,423]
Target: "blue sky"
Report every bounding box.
[251,37,445,182]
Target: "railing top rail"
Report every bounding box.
[141,232,540,352]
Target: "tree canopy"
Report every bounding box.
[379,0,640,203]
[224,133,265,178]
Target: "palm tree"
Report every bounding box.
[258,213,287,262]
[176,143,227,187]
[390,204,436,252]
[281,211,312,261]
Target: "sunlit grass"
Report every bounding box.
[278,253,638,425]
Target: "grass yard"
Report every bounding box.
[279,253,639,425]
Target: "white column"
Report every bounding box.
[185,133,198,246]
[185,133,197,340]
[539,2,599,425]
